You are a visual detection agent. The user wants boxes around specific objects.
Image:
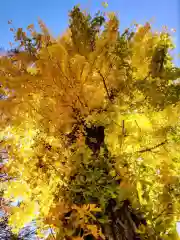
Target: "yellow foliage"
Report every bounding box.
[0,5,179,239]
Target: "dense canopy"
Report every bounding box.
[0,5,180,240]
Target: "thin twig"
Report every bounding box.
[135,120,141,132]
[122,120,126,136]
[152,208,167,222]
[98,70,111,102]
[137,140,168,153]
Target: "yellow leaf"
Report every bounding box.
[86,225,99,238]
[27,24,34,30]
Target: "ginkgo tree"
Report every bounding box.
[0,4,180,240]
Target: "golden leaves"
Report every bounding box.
[45,201,70,227]
[27,24,34,30]
[127,113,153,132]
[9,201,37,233]
[1,6,180,239]
[86,224,99,238]
[64,204,105,240]
[16,28,25,41]
[72,204,101,219]
[4,181,31,201]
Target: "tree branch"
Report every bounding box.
[137,140,168,153]
[98,70,111,102]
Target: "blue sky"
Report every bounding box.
[0,0,179,64]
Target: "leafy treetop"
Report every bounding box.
[0,4,180,240]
